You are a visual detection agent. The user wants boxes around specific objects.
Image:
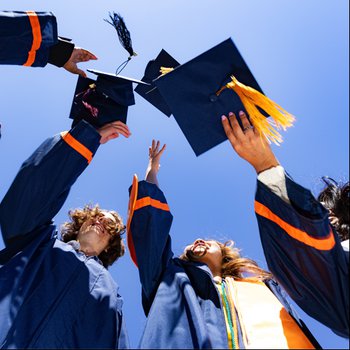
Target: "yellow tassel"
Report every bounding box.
[218,76,295,145]
[159,66,174,76]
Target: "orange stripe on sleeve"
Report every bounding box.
[134,196,170,212]
[254,200,335,251]
[127,175,139,267]
[23,11,42,66]
[60,131,93,164]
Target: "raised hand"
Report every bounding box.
[145,140,166,186]
[221,111,279,173]
[97,121,131,144]
[63,47,98,77]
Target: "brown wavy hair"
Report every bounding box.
[180,240,271,281]
[60,204,125,268]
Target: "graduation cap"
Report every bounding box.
[135,49,180,117]
[69,69,149,128]
[69,12,146,128]
[152,38,294,156]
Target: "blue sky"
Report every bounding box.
[0,1,349,348]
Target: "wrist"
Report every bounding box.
[146,167,158,176]
[145,169,159,186]
[48,37,74,67]
[147,162,159,173]
[253,157,279,174]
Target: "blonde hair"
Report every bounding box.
[61,204,125,268]
[180,240,271,281]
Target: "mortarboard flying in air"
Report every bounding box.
[135,49,180,117]
[69,12,149,128]
[136,38,295,156]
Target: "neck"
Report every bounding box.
[77,240,98,257]
[207,262,222,279]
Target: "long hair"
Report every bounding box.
[180,240,271,281]
[60,204,125,268]
[318,178,349,241]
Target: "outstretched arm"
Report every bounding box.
[222,110,349,337]
[0,120,130,247]
[0,11,97,76]
[127,140,173,313]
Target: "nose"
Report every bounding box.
[91,218,102,227]
[194,239,205,245]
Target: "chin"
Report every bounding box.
[186,250,206,261]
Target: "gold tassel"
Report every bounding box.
[159,66,174,76]
[217,76,295,145]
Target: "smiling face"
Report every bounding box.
[77,211,117,256]
[184,239,223,268]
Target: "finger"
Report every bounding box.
[221,114,234,138]
[110,120,128,128]
[157,144,166,156]
[239,111,252,132]
[106,133,119,143]
[111,122,130,136]
[82,49,98,60]
[155,140,160,153]
[74,48,97,61]
[152,139,156,151]
[81,52,95,62]
[76,68,87,78]
[100,133,119,144]
[229,112,245,139]
[115,127,131,138]
[115,129,130,138]
[109,123,130,137]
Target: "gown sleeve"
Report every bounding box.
[0,120,100,247]
[255,174,349,338]
[127,178,174,309]
[0,11,70,67]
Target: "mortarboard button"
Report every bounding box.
[209,94,218,103]
[69,69,149,128]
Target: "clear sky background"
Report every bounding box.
[0,1,349,348]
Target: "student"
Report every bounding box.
[0,120,131,348]
[221,110,349,338]
[126,140,320,349]
[0,10,97,77]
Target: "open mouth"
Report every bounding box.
[186,242,208,260]
[89,223,105,235]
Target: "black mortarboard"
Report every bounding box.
[135,49,180,117]
[69,69,149,128]
[153,38,294,156]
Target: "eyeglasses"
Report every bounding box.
[91,213,125,237]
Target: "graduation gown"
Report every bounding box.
[255,176,349,338]
[0,121,129,349]
[127,179,320,349]
[0,10,58,67]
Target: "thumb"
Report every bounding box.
[75,68,87,78]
